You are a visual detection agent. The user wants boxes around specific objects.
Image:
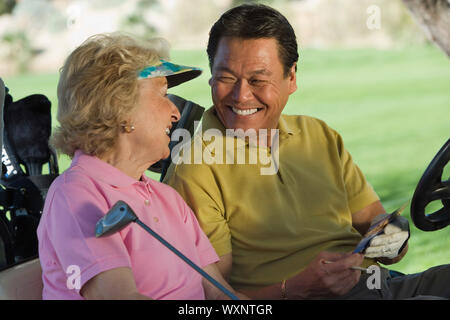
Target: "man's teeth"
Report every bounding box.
[232,107,258,116]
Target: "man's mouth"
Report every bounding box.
[230,106,262,116]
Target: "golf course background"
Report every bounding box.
[3,45,450,274]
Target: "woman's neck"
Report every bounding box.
[98,145,154,181]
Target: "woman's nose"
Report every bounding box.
[170,101,181,122]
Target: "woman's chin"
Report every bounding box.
[162,148,171,160]
[145,146,171,167]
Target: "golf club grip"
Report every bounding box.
[135,219,239,300]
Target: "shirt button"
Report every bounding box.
[153,217,159,223]
[144,199,150,206]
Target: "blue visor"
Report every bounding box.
[138,59,202,88]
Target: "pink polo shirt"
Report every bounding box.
[37,150,219,300]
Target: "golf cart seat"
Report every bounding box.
[0,258,42,300]
[149,94,205,181]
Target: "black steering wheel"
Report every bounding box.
[410,139,450,231]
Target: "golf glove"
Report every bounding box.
[364,214,410,259]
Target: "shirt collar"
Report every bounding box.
[71,150,153,189]
[277,114,301,136]
[201,107,226,134]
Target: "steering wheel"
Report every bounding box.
[410,139,450,231]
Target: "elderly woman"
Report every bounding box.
[37,33,240,300]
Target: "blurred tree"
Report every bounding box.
[403,0,450,57]
[231,0,274,6]
[0,0,16,15]
[120,0,158,39]
[1,31,33,73]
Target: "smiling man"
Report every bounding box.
[164,4,450,300]
[210,36,296,135]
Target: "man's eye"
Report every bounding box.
[216,76,235,84]
[249,79,267,86]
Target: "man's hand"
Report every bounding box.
[364,214,410,262]
[286,252,363,299]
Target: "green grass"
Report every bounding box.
[3,45,450,274]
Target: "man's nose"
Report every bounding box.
[231,79,253,102]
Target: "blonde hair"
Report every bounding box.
[52,33,170,157]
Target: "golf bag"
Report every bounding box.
[0,78,59,270]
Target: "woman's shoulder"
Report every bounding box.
[50,165,95,189]
[45,165,101,208]
[41,165,109,232]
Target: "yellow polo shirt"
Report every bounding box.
[164,107,379,291]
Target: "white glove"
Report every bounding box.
[364,215,410,259]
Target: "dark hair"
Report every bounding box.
[207,4,299,77]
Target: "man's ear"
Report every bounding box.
[288,63,297,95]
[208,77,213,87]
